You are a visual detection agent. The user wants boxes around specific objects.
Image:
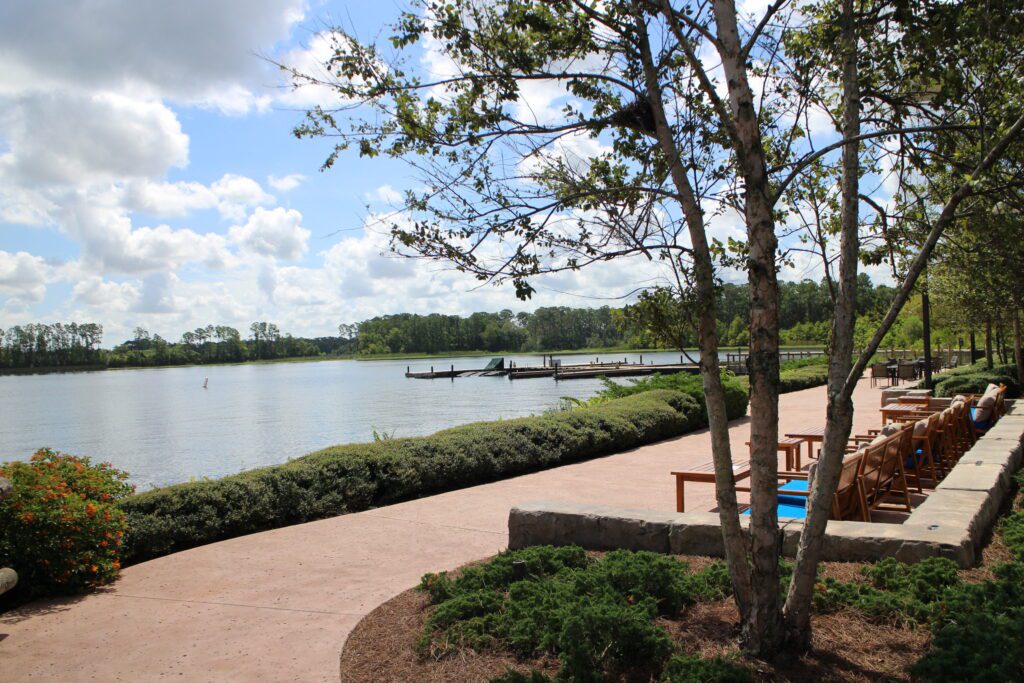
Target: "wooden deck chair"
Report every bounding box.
[765,452,869,521]
[905,412,942,490]
[870,362,889,388]
[970,384,1006,438]
[859,425,913,518]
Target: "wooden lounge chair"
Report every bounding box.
[770,453,868,521]
[970,383,1007,437]
[858,424,914,518]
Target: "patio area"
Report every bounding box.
[0,377,984,681]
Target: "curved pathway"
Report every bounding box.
[1,380,883,681]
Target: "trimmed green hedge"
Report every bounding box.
[932,362,1020,398]
[120,390,703,564]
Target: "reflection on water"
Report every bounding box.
[1,351,709,488]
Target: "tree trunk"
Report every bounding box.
[1014,305,1023,386]
[711,0,782,655]
[970,331,977,365]
[986,318,994,369]
[633,13,754,618]
[782,0,859,649]
[922,283,933,389]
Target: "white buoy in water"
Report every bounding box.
[202,377,208,389]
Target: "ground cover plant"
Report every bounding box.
[340,474,1024,682]
[417,546,747,682]
[118,389,716,564]
[0,449,133,603]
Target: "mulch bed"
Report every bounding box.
[339,556,939,682]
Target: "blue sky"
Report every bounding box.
[0,0,882,344]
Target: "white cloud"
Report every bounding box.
[0,250,49,304]
[72,276,140,311]
[0,0,307,113]
[268,173,305,192]
[365,185,403,204]
[0,91,189,187]
[229,206,310,260]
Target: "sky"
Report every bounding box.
[0,0,888,344]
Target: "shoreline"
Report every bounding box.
[0,344,827,376]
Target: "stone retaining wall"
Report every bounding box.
[509,408,1024,567]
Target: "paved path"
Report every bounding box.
[2,380,884,681]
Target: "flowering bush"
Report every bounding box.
[0,449,133,599]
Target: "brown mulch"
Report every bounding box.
[339,558,928,683]
[341,488,1022,683]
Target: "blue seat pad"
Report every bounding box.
[743,502,807,519]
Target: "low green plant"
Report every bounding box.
[0,449,133,600]
[813,557,961,625]
[661,654,753,682]
[912,562,1024,682]
[119,390,703,563]
[417,546,732,681]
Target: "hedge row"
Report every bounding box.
[932,362,1020,398]
[119,390,704,564]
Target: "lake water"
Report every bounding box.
[0,351,715,489]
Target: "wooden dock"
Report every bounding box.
[406,356,701,380]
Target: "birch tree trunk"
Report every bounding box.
[633,13,754,620]
[711,0,782,654]
[782,0,860,648]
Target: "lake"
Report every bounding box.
[0,350,718,489]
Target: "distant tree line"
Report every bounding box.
[0,276,903,370]
[0,322,355,370]
[0,323,105,368]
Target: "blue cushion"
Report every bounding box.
[741,499,808,520]
[776,502,808,519]
[779,480,809,493]
[971,407,992,430]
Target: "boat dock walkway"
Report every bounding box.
[405,355,702,380]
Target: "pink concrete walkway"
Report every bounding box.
[1,380,884,681]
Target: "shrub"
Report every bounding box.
[593,371,749,419]
[662,654,753,682]
[1002,511,1024,560]
[120,390,702,564]
[913,562,1024,682]
[932,362,1020,398]
[417,547,731,681]
[813,557,961,625]
[0,449,133,600]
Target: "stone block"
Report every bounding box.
[936,461,1011,504]
[909,488,997,555]
[958,439,1021,474]
[668,513,735,556]
[821,520,973,566]
[508,501,674,553]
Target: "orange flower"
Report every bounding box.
[85,503,97,517]
[112,560,121,571]
[19,512,35,523]
[90,565,98,573]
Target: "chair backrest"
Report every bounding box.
[832,453,867,521]
[859,424,911,507]
[898,363,916,379]
[871,363,888,378]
